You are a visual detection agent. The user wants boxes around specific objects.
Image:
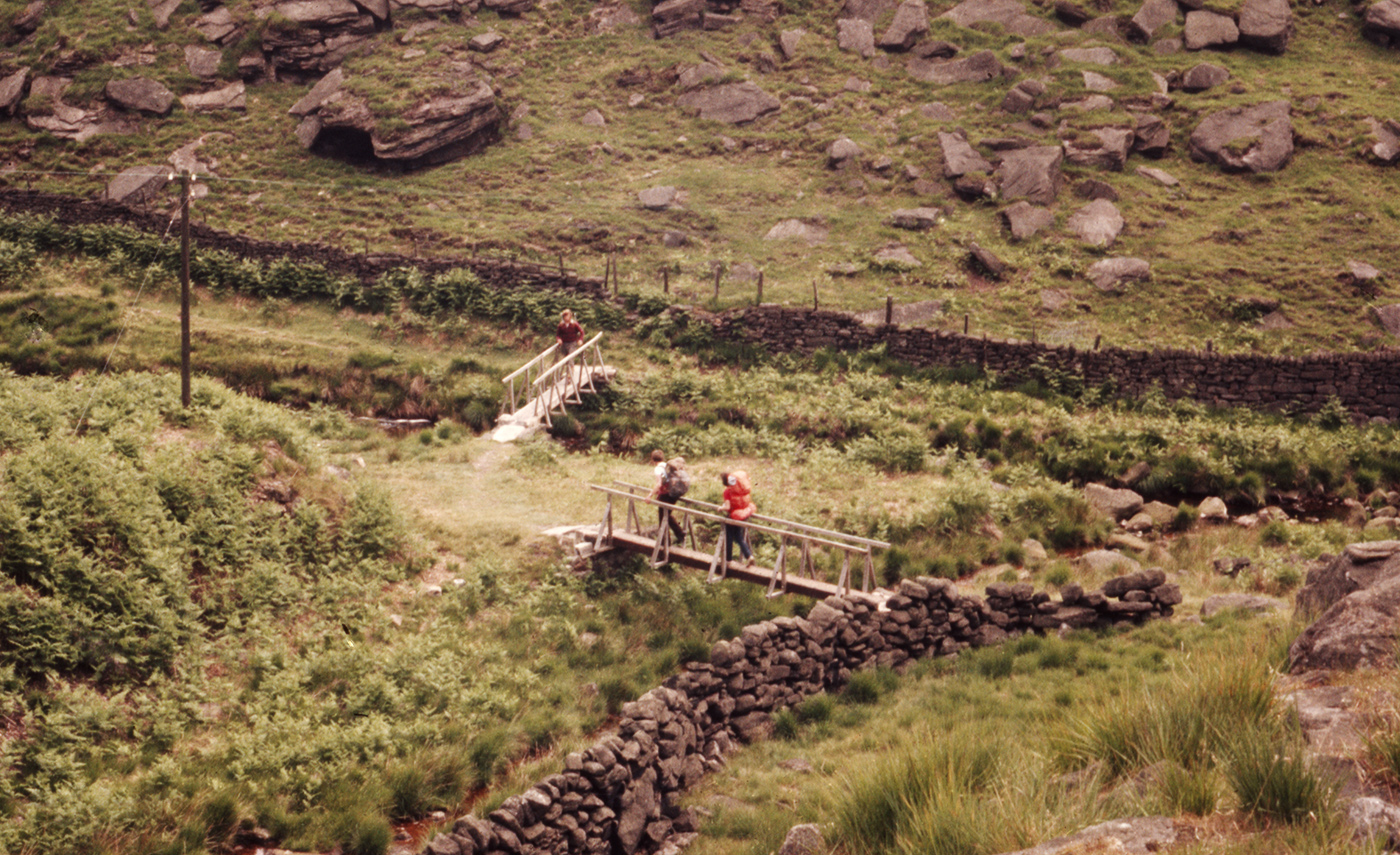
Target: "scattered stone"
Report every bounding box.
[1201,593,1286,618]
[939,0,1059,37]
[1061,94,1115,112]
[1001,78,1044,112]
[1347,797,1400,849]
[1063,127,1133,171]
[1136,165,1178,185]
[104,164,169,206]
[1000,201,1054,240]
[1082,70,1119,91]
[150,0,182,30]
[679,62,725,90]
[1364,0,1400,45]
[837,18,877,57]
[1184,9,1239,50]
[1350,260,1383,286]
[1132,113,1170,157]
[1076,180,1118,202]
[1372,305,1400,336]
[1129,0,1179,42]
[968,242,1008,278]
[874,244,921,268]
[907,49,1002,84]
[469,31,505,52]
[180,81,246,112]
[184,46,222,79]
[779,29,805,60]
[193,6,241,44]
[914,39,961,58]
[1059,46,1118,65]
[764,219,828,244]
[1189,100,1294,173]
[1055,0,1093,25]
[1085,483,1144,520]
[879,0,930,51]
[1198,496,1229,521]
[1088,257,1150,292]
[289,68,346,117]
[778,824,824,855]
[1368,117,1400,164]
[0,67,29,116]
[1239,0,1292,52]
[638,186,678,210]
[1076,549,1143,576]
[938,131,993,177]
[998,145,1063,204]
[105,76,175,115]
[1181,62,1230,91]
[653,0,705,36]
[828,137,862,168]
[675,82,780,124]
[580,108,607,127]
[1068,198,1124,247]
[888,207,943,230]
[920,101,957,120]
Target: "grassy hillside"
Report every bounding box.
[0,0,1397,354]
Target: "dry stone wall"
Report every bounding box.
[420,571,1180,855]
[721,304,1400,421]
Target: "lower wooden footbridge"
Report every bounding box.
[585,482,890,604]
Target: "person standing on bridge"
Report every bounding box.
[718,470,755,567]
[652,457,689,544]
[556,309,584,357]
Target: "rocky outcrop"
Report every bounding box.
[1289,574,1400,671]
[295,67,502,167]
[104,77,176,115]
[257,0,378,82]
[0,67,28,116]
[939,0,1058,37]
[418,572,1179,855]
[1189,101,1294,173]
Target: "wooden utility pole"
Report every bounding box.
[180,171,191,408]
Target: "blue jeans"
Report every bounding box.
[724,523,752,563]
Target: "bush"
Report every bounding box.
[1225,727,1332,824]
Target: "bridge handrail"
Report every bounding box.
[608,480,890,550]
[500,332,606,418]
[589,484,885,553]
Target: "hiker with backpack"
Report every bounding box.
[652,457,690,544]
[718,470,755,567]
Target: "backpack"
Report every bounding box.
[663,469,690,499]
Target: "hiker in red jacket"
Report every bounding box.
[718,470,754,567]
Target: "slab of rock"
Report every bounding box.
[1290,573,1400,671]
[1184,9,1239,49]
[837,18,877,56]
[105,77,176,115]
[1068,198,1124,247]
[874,244,921,268]
[998,145,1063,204]
[104,164,169,205]
[1088,257,1150,291]
[638,186,678,210]
[580,108,606,127]
[1002,78,1045,112]
[468,31,505,52]
[921,101,957,120]
[939,0,1059,37]
[1064,127,1133,171]
[676,82,780,124]
[180,81,246,112]
[1347,797,1400,849]
[1001,201,1054,240]
[907,49,1002,83]
[0,67,28,116]
[1238,0,1291,52]
[1189,100,1293,173]
[1372,305,1400,337]
[150,0,183,29]
[193,6,241,44]
[1076,549,1142,576]
[779,824,824,855]
[1136,165,1178,185]
[652,0,705,35]
[764,219,828,244]
[939,131,993,177]
[879,0,930,50]
[1132,113,1170,156]
[1198,496,1229,521]
[1369,118,1400,163]
[968,242,1008,278]
[888,207,942,229]
[1364,0,1400,44]
[289,67,345,117]
[1059,46,1118,65]
[1181,62,1230,91]
[1129,0,1178,41]
[1055,0,1093,24]
[185,46,223,79]
[1081,70,1118,92]
[1201,593,1286,618]
[1295,541,1400,616]
[1085,483,1144,520]
[307,75,501,166]
[678,61,725,90]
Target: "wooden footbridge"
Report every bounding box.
[586,482,890,604]
[493,333,614,442]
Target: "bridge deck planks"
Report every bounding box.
[608,530,877,604]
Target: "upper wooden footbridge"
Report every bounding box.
[583,482,890,604]
[492,333,614,442]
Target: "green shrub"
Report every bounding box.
[1158,763,1218,816]
[796,695,834,724]
[773,709,799,740]
[1225,727,1332,824]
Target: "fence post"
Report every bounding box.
[812,281,819,311]
[713,266,721,300]
[612,254,618,297]
[756,270,763,305]
[559,253,565,275]
[1094,334,1102,350]
[964,314,969,335]
[885,295,893,325]
[663,268,669,294]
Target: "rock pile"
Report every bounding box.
[420,571,1179,855]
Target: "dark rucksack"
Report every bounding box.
[663,469,690,499]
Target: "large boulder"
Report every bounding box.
[1067,198,1124,247]
[1085,483,1143,520]
[0,66,28,116]
[1183,9,1239,49]
[1088,257,1150,291]
[879,0,930,50]
[104,165,170,206]
[1189,101,1294,173]
[1000,201,1054,240]
[184,46,223,79]
[1063,127,1133,171]
[105,77,176,115]
[907,49,1002,84]
[837,18,877,57]
[997,145,1063,204]
[1364,0,1400,45]
[939,131,993,177]
[1295,541,1400,616]
[1238,0,1292,52]
[1180,62,1230,91]
[1129,0,1178,41]
[1370,118,1400,163]
[1289,573,1400,672]
[676,82,780,124]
